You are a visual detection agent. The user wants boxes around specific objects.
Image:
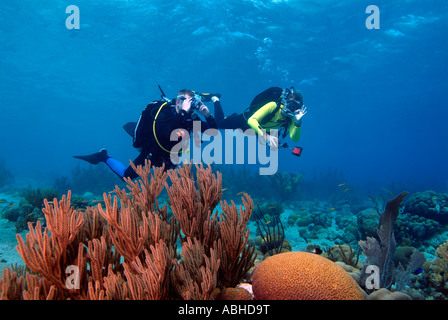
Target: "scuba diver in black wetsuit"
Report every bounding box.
[73,89,217,180]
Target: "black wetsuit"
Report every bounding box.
[213,100,249,131]
[126,100,217,178]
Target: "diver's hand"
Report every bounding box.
[294,105,307,122]
[180,97,192,113]
[198,104,211,118]
[264,134,279,150]
[211,96,220,103]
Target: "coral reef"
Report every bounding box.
[251,251,365,300]
[358,192,408,290]
[289,203,358,246]
[324,244,361,268]
[0,160,256,300]
[253,203,286,257]
[366,288,411,300]
[393,248,426,292]
[1,187,59,233]
[405,191,448,224]
[358,192,428,295]
[2,159,447,300]
[395,213,441,247]
[213,287,253,300]
[393,246,419,267]
[288,201,336,241]
[21,187,59,210]
[357,208,380,239]
[419,240,448,299]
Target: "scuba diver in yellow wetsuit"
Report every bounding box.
[212,87,307,152]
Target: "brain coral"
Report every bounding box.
[252,251,365,300]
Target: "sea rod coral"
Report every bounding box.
[0,160,256,300]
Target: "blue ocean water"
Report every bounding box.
[0,0,447,192]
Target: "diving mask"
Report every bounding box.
[282,99,302,118]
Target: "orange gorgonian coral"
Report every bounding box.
[0,160,256,300]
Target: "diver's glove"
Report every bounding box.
[211,96,220,103]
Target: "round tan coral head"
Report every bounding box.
[251,251,365,300]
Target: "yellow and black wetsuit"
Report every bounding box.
[214,100,301,142]
[247,101,301,142]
